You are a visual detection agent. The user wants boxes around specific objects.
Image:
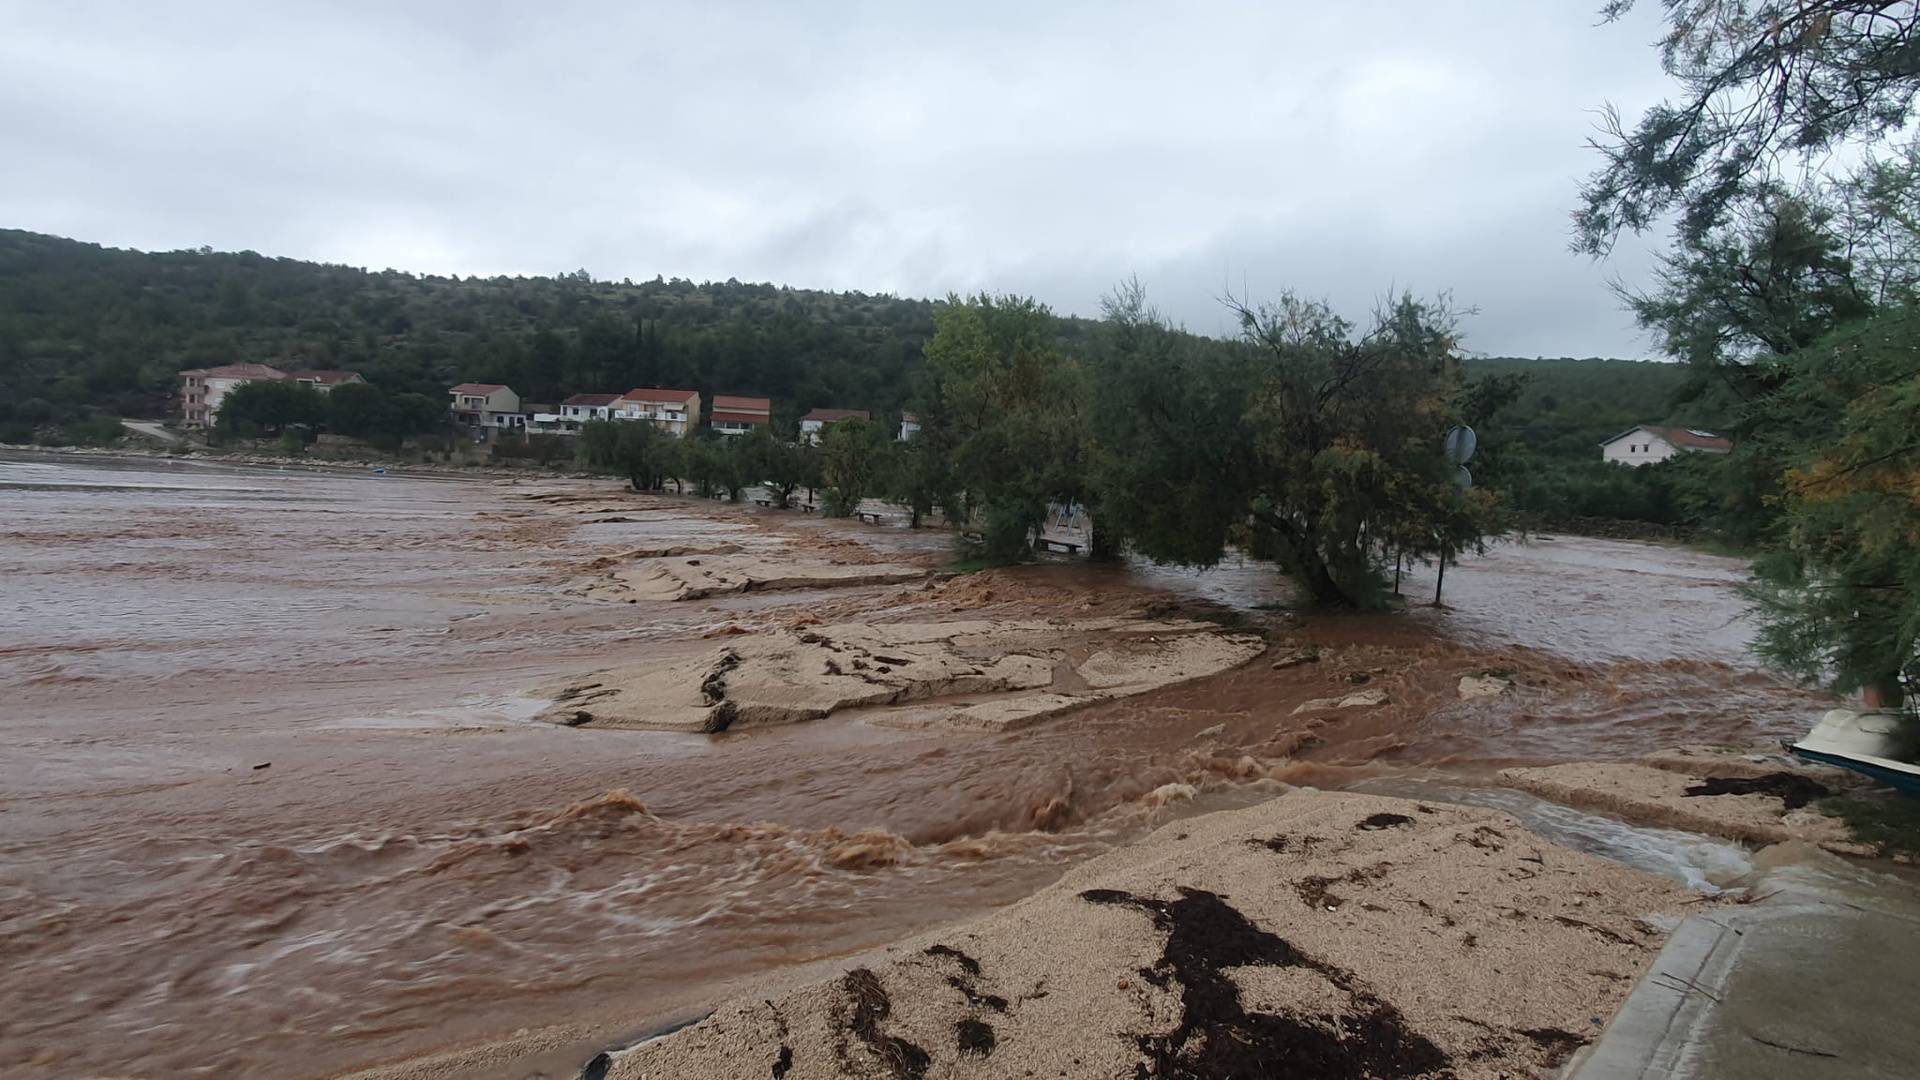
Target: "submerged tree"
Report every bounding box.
[578,418,673,491]
[739,425,805,507]
[1092,283,1498,609]
[215,380,326,437]
[922,294,1086,560]
[885,432,953,529]
[820,416,885,516]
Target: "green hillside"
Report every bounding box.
[1463,355,1734,461]
[0,229,1696,466]
[0,228,987,424]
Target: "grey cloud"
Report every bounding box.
[1,0,1679,354]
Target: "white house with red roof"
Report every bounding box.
[522,392,625,435]
[449,383,524,432]
[898,411,921,442]
[1600,424,1733,467]
[798,407,870,444]
[613,387,701,437]
[560,392,622,425]
[709,394,771,436]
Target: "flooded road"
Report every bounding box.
[0,452,1831,1078]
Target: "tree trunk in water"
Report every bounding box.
[1089,520,1122,563]
[1300,556,1349,608]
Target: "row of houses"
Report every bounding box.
[177,365,916,442]
[445,383,914,442]
[447,384,773,438]
[179,366,1721,466]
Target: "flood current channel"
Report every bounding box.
[0,452,1832,1078]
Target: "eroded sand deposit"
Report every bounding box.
[574,552,932,602]
[607,790,1693,1080]
[1501,760,1870,854]
[537,618,1267,732]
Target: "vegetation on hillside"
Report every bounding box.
[2,226,1722,535]
[0,228,980,426]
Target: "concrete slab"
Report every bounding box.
[1573,844,1920,1079]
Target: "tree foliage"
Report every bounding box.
[215,380,326,437]
[921,294,1085,560]
[579,419,673,492]
[1580,1,1920,251]
[1625,190,1873,401]
[1747,306,1920,695]
[743,426,806,508]
[820,417,885,516]
[323,381,446,442]
[1587,1,1920,694]
[885,433,953,528]
[1090,283,1499,609]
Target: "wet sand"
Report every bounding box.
[0,451,1836,1078]
[610,790,1695,1079]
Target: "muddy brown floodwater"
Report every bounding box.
[0,452,1832,1079]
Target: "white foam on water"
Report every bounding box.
[1351,774,1754,893]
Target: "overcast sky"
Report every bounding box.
[2,1,1680,356]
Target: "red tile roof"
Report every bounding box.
[710,411,768,424]
[711,394,771,413]
[801,408,870,423]
[621,387,699,405]
[563,392,623,407]
[900,411,918,422]
[1649,425,1732,452]
[180,363,287,380]
[289,369,362,385]
[1604,424,1733,453]
[450,383,509,395]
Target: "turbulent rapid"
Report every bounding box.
[0,452,1827,1078]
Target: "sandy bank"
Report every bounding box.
[605,790,1694,1079]
[1500,761,1872,855]
[573,552,931,602]
[536,619,1266,733]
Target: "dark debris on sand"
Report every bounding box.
[1080,887,1452,1079]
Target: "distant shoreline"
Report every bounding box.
[0,441,600,482]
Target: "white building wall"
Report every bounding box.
[1602,430,1680,467]
[611,405,692,436]
[200,376,260,426]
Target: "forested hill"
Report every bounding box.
[0,227,1707,455]
[0,228,1016,421]
[1461,355,1735,461]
